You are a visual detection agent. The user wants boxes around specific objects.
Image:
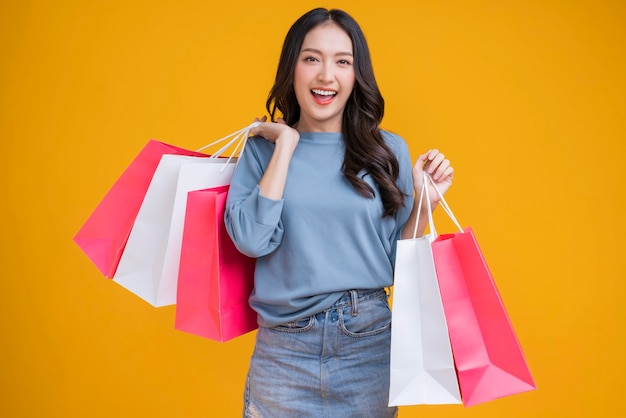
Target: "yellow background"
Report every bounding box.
[2,0,624,417]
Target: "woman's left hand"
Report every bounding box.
[412,149,454,206]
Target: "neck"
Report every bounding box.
[295,118,342,133]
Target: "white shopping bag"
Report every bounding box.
[388,174,462,406]
[159,161,240,301]
[113,156,235,306]
[113,123,257,307]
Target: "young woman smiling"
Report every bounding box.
[225,8,453,417]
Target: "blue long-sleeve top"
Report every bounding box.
[224,130,415,327]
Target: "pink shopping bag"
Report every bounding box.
[175,185,257,342]
[432,228,536,406]
[73,140,207,278]
[419,172,535,406]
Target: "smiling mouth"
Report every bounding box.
[311,89,337,104]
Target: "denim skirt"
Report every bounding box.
[243,288,398,418]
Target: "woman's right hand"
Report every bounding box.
[250,116,300,153]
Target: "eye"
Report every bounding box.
[304,56,319,62]
[337,59,352,65]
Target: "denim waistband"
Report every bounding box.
[327,288,387,312]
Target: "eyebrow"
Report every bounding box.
[300,47,353,57]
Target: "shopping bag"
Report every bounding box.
[112,155,236,306]
[73,141,207,278]
[112,123,258,306]
[389,179,462,406]
[175,186,257,342]
[426,175,536,406]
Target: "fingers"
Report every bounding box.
[250,116,268,136]
[412,150,430,179]
[412,149,454,201]
[421,149,453,182]
[248,117,299,146]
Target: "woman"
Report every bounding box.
[225,8,453,417]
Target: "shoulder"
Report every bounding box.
[244,135,275,156]
[247,135,274,148]
[380,129,410,156]
[236,135,276,170]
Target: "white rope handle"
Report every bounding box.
[412,179,426,239]
[412,172,464,239]
[425,172,464,233]
[412,172,437,239]
[195,122,260,154]
[194,121,261,173]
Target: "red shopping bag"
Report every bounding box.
[73,140,207,278]
[175,185,257,342]
[431,227,536,406]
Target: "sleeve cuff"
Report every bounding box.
[252,185,284,226]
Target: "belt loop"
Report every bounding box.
[350,290,359,317]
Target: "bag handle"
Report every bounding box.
[424,173,463,233]
[195,121,261,161]
[412,172,464,239]
[193,121,261,172]
[413,173,436,239]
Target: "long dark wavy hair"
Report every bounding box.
[266,8,406,217]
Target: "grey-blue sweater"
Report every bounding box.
[224,130,414,327]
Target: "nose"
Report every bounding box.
[317,62,334,83]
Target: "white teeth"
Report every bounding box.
[311,89,337,96]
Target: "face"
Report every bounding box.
[293,22,356,132]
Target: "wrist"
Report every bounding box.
[415,195,439,211]
[275,132,299,154]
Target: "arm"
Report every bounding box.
[224,118,300,257]
[401,149,454,239]
[252,117,300,200]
